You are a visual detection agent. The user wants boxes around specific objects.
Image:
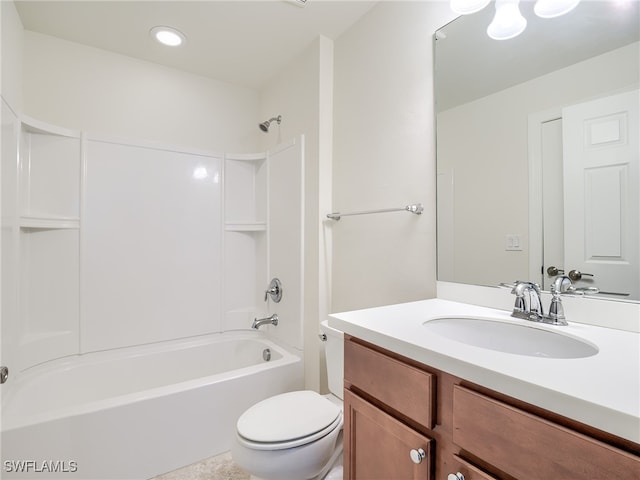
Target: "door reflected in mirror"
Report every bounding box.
[435,0,639,301]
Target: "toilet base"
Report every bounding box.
[249,454,342,480]
[236,429,343,480]
[322,447,344,480]
[316,432,343,480]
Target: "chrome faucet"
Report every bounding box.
[511,281,544,321]
[252,313,278,329]
[510,279,570,325]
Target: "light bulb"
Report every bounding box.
[150,26,186,47]
[487,0,527,40]
[534,0,581,18]
[450,0,492,15]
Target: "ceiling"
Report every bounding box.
[15,1,639,103]
[435,0,640,111]
[14,0,378,90]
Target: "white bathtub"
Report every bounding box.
[1,331,303,479]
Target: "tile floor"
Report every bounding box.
[152,452,250,480]
[152,451,344,480]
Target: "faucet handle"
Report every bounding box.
[546,295,567,325]
[551,275,573,294]
[511,280,527,295]
[510,281,527,314]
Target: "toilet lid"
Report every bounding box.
[237,391,341,444]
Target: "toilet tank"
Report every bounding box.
[320,320,344,399]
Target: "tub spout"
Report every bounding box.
[252,314,278,329]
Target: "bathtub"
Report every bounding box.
[1,331,303,479]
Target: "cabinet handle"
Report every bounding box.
[409,448,426,464]
[448,474,465,480]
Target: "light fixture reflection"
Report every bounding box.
[450,0,582,40]
[193,166,209,180]
[534,0,581,18]
[487,0,527,40]
[450,0,491,14]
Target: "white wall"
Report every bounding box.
[22,31,260,153]
[1,0,23,111]
[437,42,640,287]
[331,1,456,312]
[258,36,333,391]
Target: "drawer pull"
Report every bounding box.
[448,474,465,480]
[409,448,426,464]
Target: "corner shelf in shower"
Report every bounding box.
[225,222,267,232]
[19,215,80,230]
[224,152,267,229]
[13,116,82,372]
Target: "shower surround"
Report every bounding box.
[0,109,305,478]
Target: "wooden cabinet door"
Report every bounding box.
[344,389,432,480]
[453,386,640,480]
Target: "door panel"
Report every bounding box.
[562,90,639,299]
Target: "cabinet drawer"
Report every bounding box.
[447,454,498,480]
[345,338,435,429]
[453,386,640,480]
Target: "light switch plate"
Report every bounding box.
[506,234,522,251]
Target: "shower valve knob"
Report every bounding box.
[264,278,282,303]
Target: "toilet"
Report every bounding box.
[231,320,344,480]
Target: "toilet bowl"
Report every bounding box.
[231,321,344,480]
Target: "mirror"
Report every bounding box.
[435,0,639,301]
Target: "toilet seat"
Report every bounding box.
[236,391,343,451]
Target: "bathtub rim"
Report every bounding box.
[1,330,301,432]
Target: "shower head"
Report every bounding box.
[259,115,282,132]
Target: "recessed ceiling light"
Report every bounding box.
[150,26,186,47]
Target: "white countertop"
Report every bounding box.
[329,298,640,443]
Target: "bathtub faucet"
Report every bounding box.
[252,314,278,330]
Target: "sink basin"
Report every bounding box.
[423,317,598,358]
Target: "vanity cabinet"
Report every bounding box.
[343,334,640,480]
[344,336,435,479]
